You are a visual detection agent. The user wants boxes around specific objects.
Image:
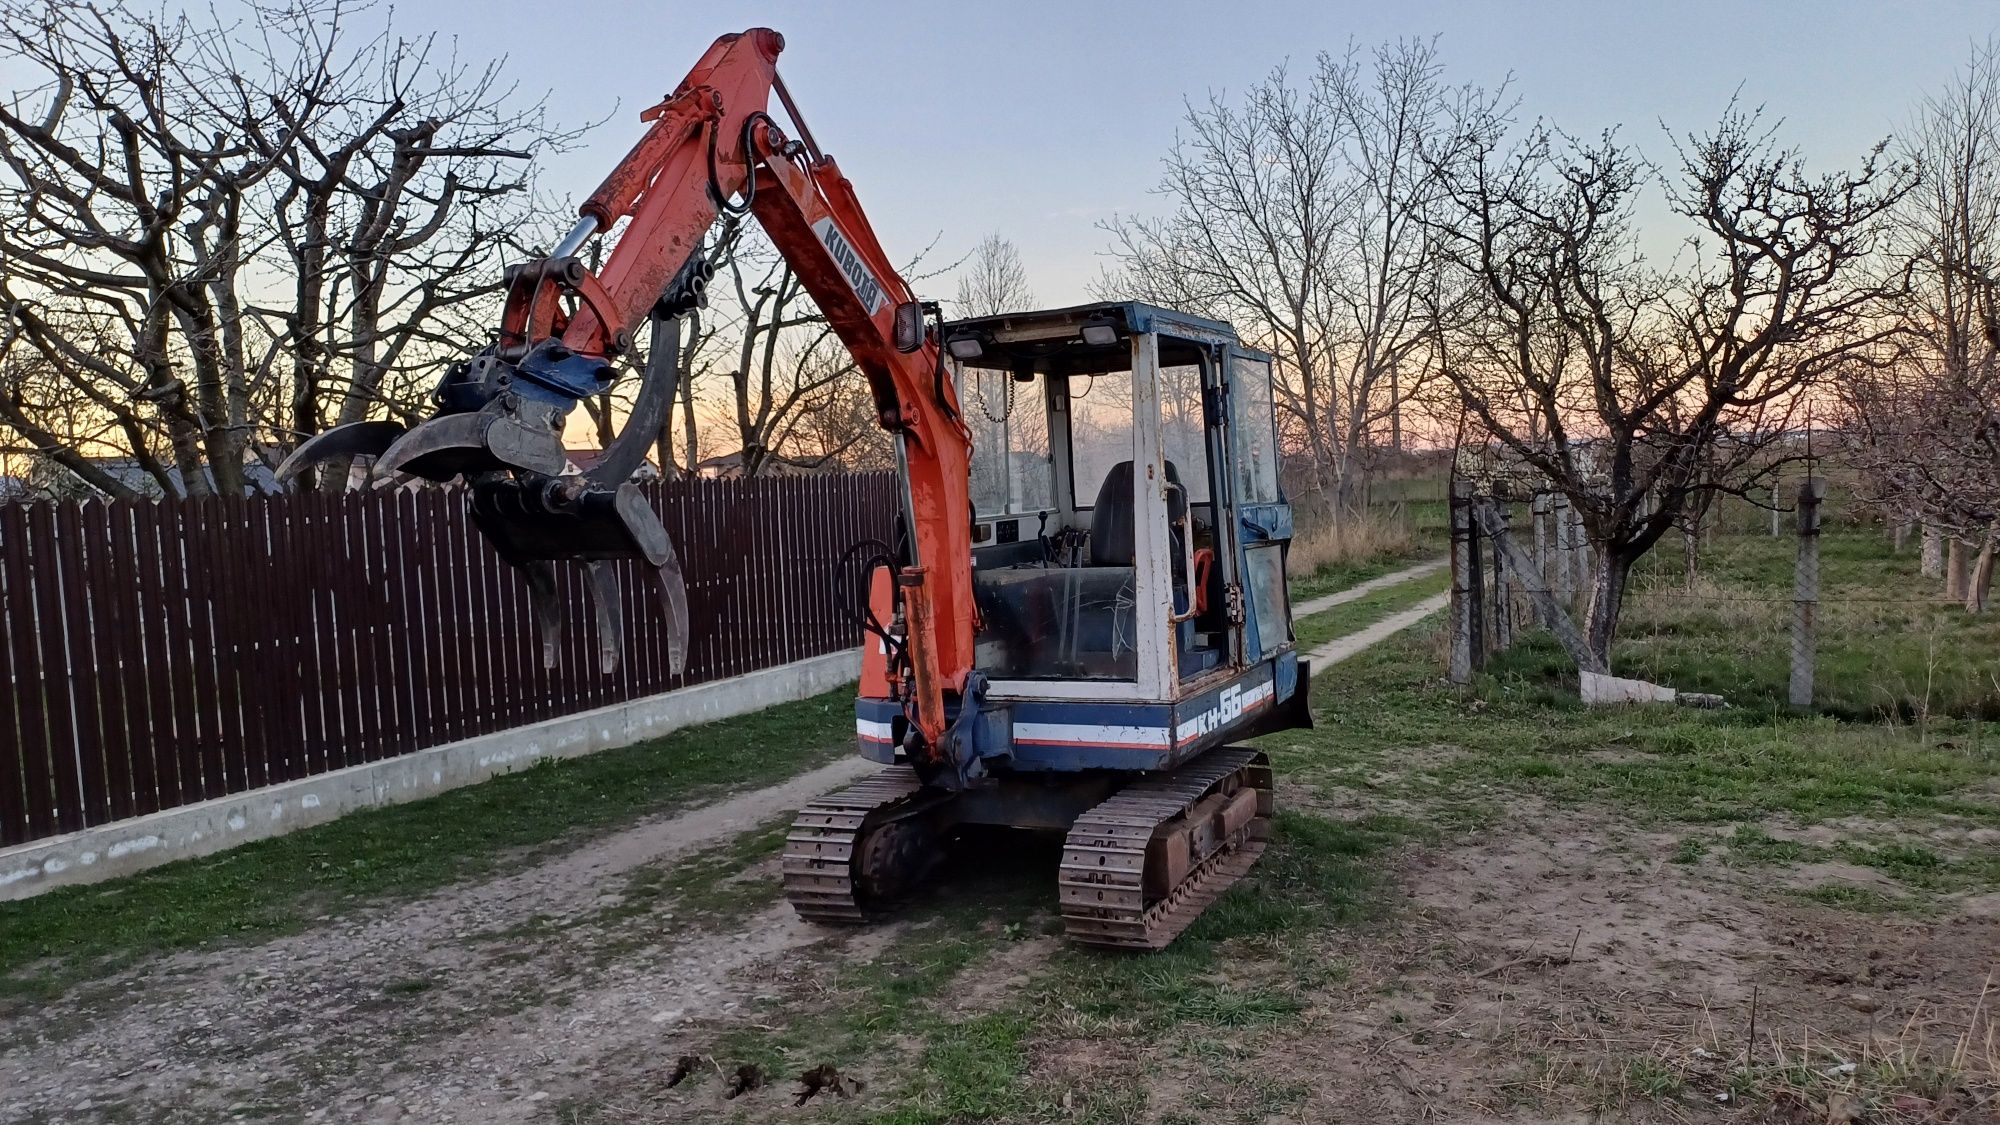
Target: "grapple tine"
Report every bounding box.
[586,561,625,675]
[374,413,495,482]
[653,546,690,675]
[522,560,564,670]
[274,420,407,484]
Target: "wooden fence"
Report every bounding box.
[0,473,895,847]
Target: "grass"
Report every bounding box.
[1262,535,2000,919]
[1619,527,2000,721]
[638,810,1410,1124]
[1292,570,1449,652]
[1618,988,2000,1124]
[1287,503,1447,603]
[0,688,858,1004]
[1280,630,2000,831]
[600,816,792,929]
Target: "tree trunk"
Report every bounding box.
[322,259,393,490]
[1947,537,1971,599]
[1582,547,1632,671]
[1334,465,1366,521]
[1968,530,1996,614]
[1922,524,1943,578]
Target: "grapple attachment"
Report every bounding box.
[275,246,714,676]
[469,476,689,675]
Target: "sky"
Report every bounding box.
[5,0,1995,303]
[401,0,2000,307]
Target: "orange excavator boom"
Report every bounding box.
[279,29,977,774]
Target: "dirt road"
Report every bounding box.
[0,758,882,1123]
[0,581,1451,1123]
[17,573,1985,1125]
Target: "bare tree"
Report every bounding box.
[1428,107,1906,666]
[953,232,1033,317]
[0,0,577,497]
[0,0,320,497]
[1843,39,2000,608]
[1099,40,1495,517]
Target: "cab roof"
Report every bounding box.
[941,301,1271,376]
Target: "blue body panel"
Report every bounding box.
[853,653,1301,774]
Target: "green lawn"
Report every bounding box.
[1618,528,2000,721]
[0,688,859,1004]
[1292,570,1449,652]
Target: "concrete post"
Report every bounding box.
[1472,499,1605,674]
[1468,500,1487,665]
[1571,505,1594,603]
[1553,495,1575,604]
[1770,476,1782,537]
[1947,538,1971,600]
[1532,492,1551,588]
[1790,478,1826,709]
[1922,523,1943,579]
[1449,481,1474,683]
[1492,502,1513,651]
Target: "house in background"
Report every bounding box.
[29,454,285,500]
[691,451,829,479]
[563,448,662,481]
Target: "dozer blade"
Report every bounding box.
[274,420,408,484]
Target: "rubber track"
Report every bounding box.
[1058,748,1273,950]
[781,765,932,923]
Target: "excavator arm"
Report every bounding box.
[280,29,977,774]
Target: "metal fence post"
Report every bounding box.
[1450,481,1474,683]
[1790,478,1826,709]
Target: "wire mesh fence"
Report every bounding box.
[1447,480,2000,724]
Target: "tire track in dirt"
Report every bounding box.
[1290,557,1448,619]
[0,756,880,1123]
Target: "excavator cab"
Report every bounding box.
[802,303,1309,949]
[948,302,1296,696]
[945,302,1298,706]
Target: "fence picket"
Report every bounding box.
[0,505,34,844]
[0,474,890,847]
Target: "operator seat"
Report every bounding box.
[1088,459,1213,676]
[1088,460,1186,567]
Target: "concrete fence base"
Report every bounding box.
[0,650,861,902]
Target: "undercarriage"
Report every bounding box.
[782,747,1274,950]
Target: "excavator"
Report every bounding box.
[279,27,1309,950]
